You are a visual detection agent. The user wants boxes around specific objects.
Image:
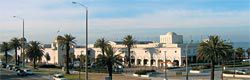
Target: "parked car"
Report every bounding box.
[243,59,250,62]
[12,66,19,71]
[24,69,33,75]
[53,73,67,80]
[7,65,14,70]
[1,63,6,68]
[17,70,27,76]
[236,69,247,74]
[15,68,21,72]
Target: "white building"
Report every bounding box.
[38,32,199,67]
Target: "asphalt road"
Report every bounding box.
[0,68,49,80]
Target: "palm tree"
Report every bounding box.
[44,53,50,64]
[69,52,75,67]
[122,35,135,68]
[94,38,109,56]
[247,48,250,59]
[26,41,44,69]
[197,36,233,80]
[0,54,13,62]
[9,37,21,66]
[57,34,76,74]
[235,47,245,60]
[0,42,11,64]
[18,37,27,67]
[97,45,123,80]
[79,54,86,67]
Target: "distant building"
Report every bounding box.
[18,32,199,67]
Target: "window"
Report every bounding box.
[163,51,167,53]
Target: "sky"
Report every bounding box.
[0,0,249,45]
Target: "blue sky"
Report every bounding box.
[0,0,249,44]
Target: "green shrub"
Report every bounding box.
[134,70,155,75]
[38,64,61,68]
[223,70,250,75]
[191,65,211,70]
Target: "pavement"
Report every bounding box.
[0,68,49,80]
[123,66,250,80]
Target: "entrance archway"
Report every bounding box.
[143,59,148,66]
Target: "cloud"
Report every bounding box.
[0,0,249,43]
[90,9,250,28]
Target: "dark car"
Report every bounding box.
[1,63,7,68]
[7,65,14,70]
[13,67,20,71]
[17,70,27,76]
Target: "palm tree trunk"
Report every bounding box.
[128,47,131,68]
[211,61,215,80]
[102,49,105,56]
[248,53,250,59]
[15,48,18,66]
[107,63,113,80]
[221,64,224,80]
[33,58,36,69]
[5,51,8,64]
[66,44,70,74]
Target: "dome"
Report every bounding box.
[166,32,177,36]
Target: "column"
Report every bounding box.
[122,58,125,65]
[156,60,159,67]
[134,58,137,66]
[141,59,144,66]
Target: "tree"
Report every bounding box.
[97,45,123,80]
[94,38,109,56]
[19,37,27,67]
[0,42,11,64]
[247,48,250,59]
[235,47,245,60]
[44,53,51,63]
[26,41,44,69]
[0,54,13,63]
[79,54,86,67]
[122,35,135,68]
[57,34,76,74]
[9,37,21,66]
[197,36,233,80]
[69,52,75,67]
[94,38,110,67]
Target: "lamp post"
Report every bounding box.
[13,16,25,68]
[233,49,236,77]
[72,2,88,80]
[185,40,193,80]
[79,51,83,80]
[164,51,168,80]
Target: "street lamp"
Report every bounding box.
[233,49,236,77]
[79,51,84,80]
[13,16,25,68]
[164,51,168,80]
[72,2,89,80]
[185,40,193,80]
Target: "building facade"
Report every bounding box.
[38,32,198,67]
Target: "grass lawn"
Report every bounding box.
[225,62,250,67]
[33,68,62,75]
[64,73,150,80]
[32,68,149,80]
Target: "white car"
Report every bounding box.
[243,59,250,62]
[53,74,67,80]
[24,69,33,75]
